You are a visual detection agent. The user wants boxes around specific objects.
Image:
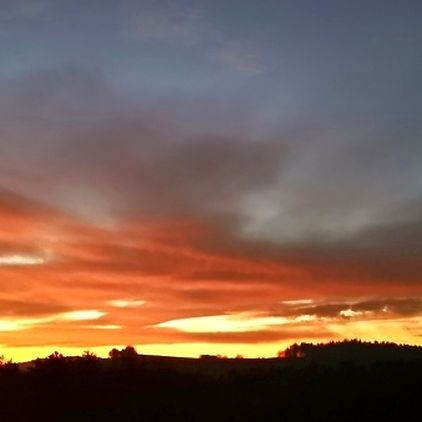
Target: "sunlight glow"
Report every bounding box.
[0,317,50,332]
[294,314,318,323]
[0,320,26,331]
[281,299,314,306]
[59,310,106,321]
[1,316,421,362]
[87,324,122,330]
[0,254,46,266]
[339,309,363,318]
[156,312,317,333]
[0,310,107,332]
[107,299,146,308]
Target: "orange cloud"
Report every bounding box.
[0,187,421,362]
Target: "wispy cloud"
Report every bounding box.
[0,309,106,332]
[123,4,270,74]
[156,312,318,333]
[0,254,46,266]
[211,44,270,74]
[125,5,205,46]
[280,297,422,319]
[107,299,146,308]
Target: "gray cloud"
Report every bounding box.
[0,66,421,294]
[211,43,269,74]
[0,67,286,223]
[282,297,422,319]
[125,3,205,45]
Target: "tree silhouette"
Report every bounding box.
[0,340,419,421]
[109,348,120,360]
[120,345,138,359]
[0,355,17,375]
[48,351,64,360]
[109,345,138,359]
[284,343,303,358]
[81,350,98,361]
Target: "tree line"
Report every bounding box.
[0,340,420,421]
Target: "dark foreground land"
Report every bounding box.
[0,341,421,422]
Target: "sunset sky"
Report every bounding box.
[0,0,421,362]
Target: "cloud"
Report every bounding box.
[339,308,364,318]
[123,3,270,74]
[280,297,422,319]
[0,0,51,22]
[155,298,422,336]
[156,312,294,333]
[0,254,46,266]
[107,299,146,308]
[281,299,314,306]
[0,68,421,296]
[1,67,114,122]
[0,299,67,317]
[150,326,336,344]
[124,4,205,46]
[0,66,421,355]
[59,310,106,321]
[0,309,106,332]
[0,187,55,233]
[0,67,286,224]
[211,44,269,74]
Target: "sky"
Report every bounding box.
[0,0,421,361]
